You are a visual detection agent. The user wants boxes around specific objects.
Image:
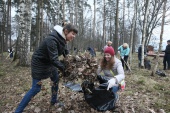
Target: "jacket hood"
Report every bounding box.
[53,25,66,40]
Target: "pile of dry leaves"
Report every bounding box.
[61,53,99,82]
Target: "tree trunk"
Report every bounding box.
[141,0,150,67]
[63,0,65,22]
[93,0,96,45]
[0,1,5,59]
[114,0,119,54]
[151,0,167,76]
[18,0,32,66]
[129,0,137,67]
[122,0,125,44]
[40,1,43,44]
[5,0,9,51]
[103,0,106,47]
[36,0,40,49]
[7,0,12,49]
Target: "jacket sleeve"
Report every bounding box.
[118,46,121,51]
[46,38,65,71]
[96,65,102,75]
[63,45,69,57]
[114,60,125,83]
[125,48,130,56]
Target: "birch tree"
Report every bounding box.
[63,0,65,22]
[103,0,106,47]
[93,0,96,44]
[36,0,41,48]
[0,0,5,59]
[114,0,119,54]
[129,0,137,67]
[122,0,125,44]
[18,0,32,66]
[141,0,150,68]
[151,0,167,76]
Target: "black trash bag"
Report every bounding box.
[81,80,116,112]
[97,75,110,84]
[156,70,167,77]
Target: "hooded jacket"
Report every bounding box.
[31,25,68,80]
[118,45,130,57]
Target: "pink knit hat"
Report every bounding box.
[104,47,115,56]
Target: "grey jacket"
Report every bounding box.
[96,57,125,83]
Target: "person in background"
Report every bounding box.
[104,41,113,50]
[9,48,13,58]
[163,40,170,70]
[74,47,78,55]
[6,48,13,59]
[15,23,78,113]
[87,47,96,57]
[118,43,130,70]
[97,46,125,105]
[138,44,147,68]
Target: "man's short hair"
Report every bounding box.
[63,23,78,34]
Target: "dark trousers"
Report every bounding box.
[163,54,170,70]
[138,55,142,67]
[15,70,59,113]
[121,56,129,70]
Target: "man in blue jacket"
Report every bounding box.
[15,23,78,113]
[118,43,130,70]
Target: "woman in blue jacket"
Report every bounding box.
[118,43,130,70]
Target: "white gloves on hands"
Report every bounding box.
[121,56,124,59]
[107,78,116,90]
[118,51,120,54]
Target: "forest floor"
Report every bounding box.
[0,52,170,113]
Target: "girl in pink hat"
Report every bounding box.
[97,46,125,105]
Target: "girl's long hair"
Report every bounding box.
[100,56,115,70]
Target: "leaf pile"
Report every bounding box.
[61,54,99,82]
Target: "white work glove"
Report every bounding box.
[121,56,124,59]
[107,78,116,90]
[118,51,120,54]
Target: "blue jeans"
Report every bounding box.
[15,70,59,113]
[111,86,119,100]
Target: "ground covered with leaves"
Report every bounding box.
[0,53,170,113]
